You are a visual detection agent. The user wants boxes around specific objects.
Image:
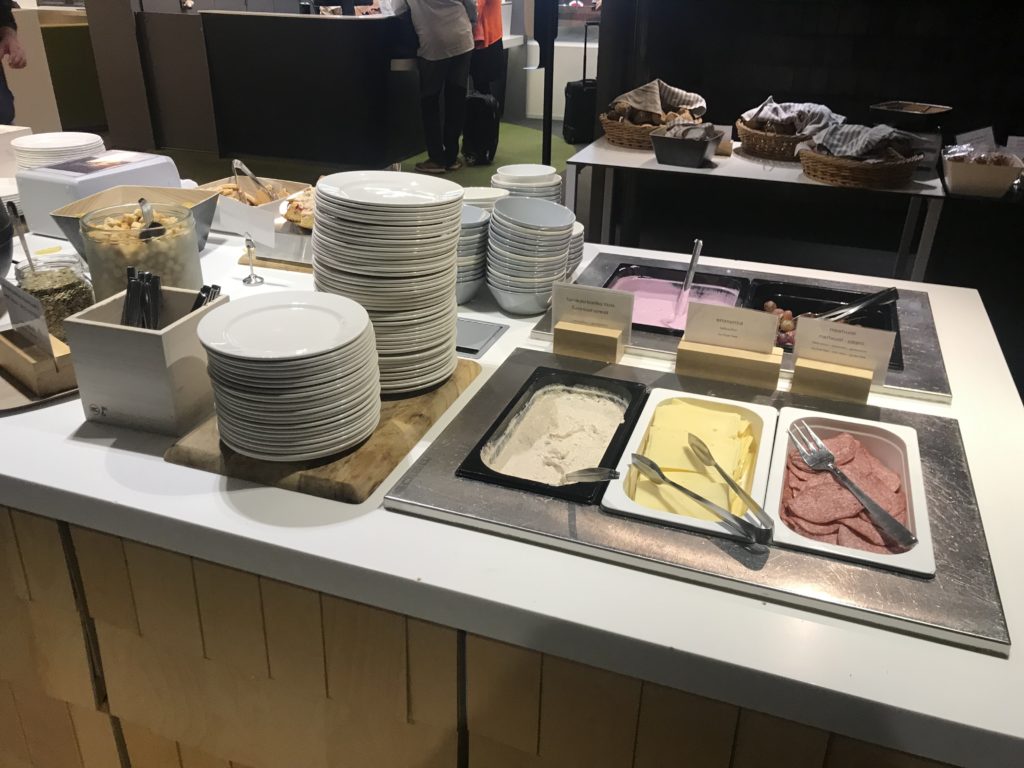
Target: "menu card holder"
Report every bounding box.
[0,330,76,397]
[553,320,624,364]
[791,358,873,404]
[676,339,782,391]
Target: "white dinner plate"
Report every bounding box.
[317,171,464,208]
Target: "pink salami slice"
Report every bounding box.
[840,513,887,547]
[837,524,894,554]
[787,481,863,523]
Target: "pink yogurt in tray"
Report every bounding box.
[608,275,741,331]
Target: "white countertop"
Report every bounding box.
[569,137,947,198]
[2,234,1022,767]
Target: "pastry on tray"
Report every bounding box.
[283,187,315,230]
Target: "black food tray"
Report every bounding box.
[602,263,751,337]
[456,367,649,504]
[745,280,904,371]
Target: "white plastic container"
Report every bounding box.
[763,407,935,577]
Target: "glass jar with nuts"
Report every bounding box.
[80,203,203,301]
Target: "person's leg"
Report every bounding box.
[442,51,471,168]
[416,57,447,171]
[0,68,15,125]
[469,46,489,95]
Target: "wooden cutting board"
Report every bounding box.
[164,358,480,503]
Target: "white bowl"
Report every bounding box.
[456,276,485,304]
[488,284,553,315]
[495,163,557,184]
[488,225,570,252]
[492,196,575,231]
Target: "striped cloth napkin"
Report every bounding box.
[614,80,707,118]
[741,96,845,136]
[800,124,921,161]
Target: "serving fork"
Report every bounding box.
[788,421,917,550]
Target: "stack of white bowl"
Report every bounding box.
[197,292,381,462]
[312,171,463,395]
[568,221,585,276]
[12,132,105,171]
[487,197,576,315]
[457,205,489,304]
[461,186,509,211]
[491,164,562,203]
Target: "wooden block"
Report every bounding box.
[676,339,783,391]
[633,682,738,768]
[70,526,139,633]
[0,681,31,765]
[163,358,481,505]
[731,710,829,768]
[8,510,77,613]
[553,320,624,364]
[824,735,954,768]
[537,656,642,768]
[322,596,406,723]
[123,542,204,658]
[69,703,123,768]
[193,561,268,679]
[121,721,182,768]
[407,619,458,730]
[0,330,76,399]
[179,743,231,768]
[0,508,30,602]
[259,578,325,698]
[466,635,542,755]
[791,358,873,404]
[10,683,84,768]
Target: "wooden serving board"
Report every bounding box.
[163,358,480,504]
[238,254,313,274]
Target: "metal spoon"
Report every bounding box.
[560,467,620,485]
[672,237,703,325]
[137,198,165,241]
[7,201,33,272]
[631,453,771,545]
[687,433,774,533]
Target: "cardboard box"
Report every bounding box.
[64,287,228,436]
[944,155,1023,198]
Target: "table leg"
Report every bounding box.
[895,197,923,278]
[910,198,944,282]
[564,162,578,214]
[601,166,615,244]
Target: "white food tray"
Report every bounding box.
[600,388,778,543]
[764,407,935,577]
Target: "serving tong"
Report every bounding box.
[808,287,898,323]
[631,429,774,547]
[232,159,278,204]
[559,467,620,486]
[137,197,166,241]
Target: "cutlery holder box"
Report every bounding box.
[64,287,228,436]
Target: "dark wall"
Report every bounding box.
[599,0,1024,139]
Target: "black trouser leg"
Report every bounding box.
[442,52,471,166]
[417,57,446,165]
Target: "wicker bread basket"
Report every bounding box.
[799,149,923,189]
[600,114,659,150]
[735,119,807,161]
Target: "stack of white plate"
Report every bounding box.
[491,164,562,203]
[487,196,576,315]
[12,132,105,171]
[458,205,489,304]
[461,186,509,211]
[0,177,20,215]
[568,221,585,276]
[312,171,463,394]
[197,292,381,462]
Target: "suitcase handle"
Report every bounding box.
[583,21,599,81]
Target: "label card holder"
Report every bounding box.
[685,303,779,354]
[552,283,634,364]
[676,303,783,390]
[791,317,896,404]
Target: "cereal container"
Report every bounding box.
[80,203,202,300]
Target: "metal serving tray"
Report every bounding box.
[385,349,1007,655]
[534,252,951,402]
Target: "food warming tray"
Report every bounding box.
[745,280,904,370]
[456,367,649,504]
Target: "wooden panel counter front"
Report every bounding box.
[0,505,951,768]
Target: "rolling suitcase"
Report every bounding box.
[563,22,599,145]
[462,91,501,166]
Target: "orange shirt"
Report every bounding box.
[475,0,503,48]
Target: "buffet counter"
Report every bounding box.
[1,234,1022,767]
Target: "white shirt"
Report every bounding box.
[391,0,476,61]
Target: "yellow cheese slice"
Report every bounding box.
[634,471,733,521]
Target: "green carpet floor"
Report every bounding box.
[161,122,578,187]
